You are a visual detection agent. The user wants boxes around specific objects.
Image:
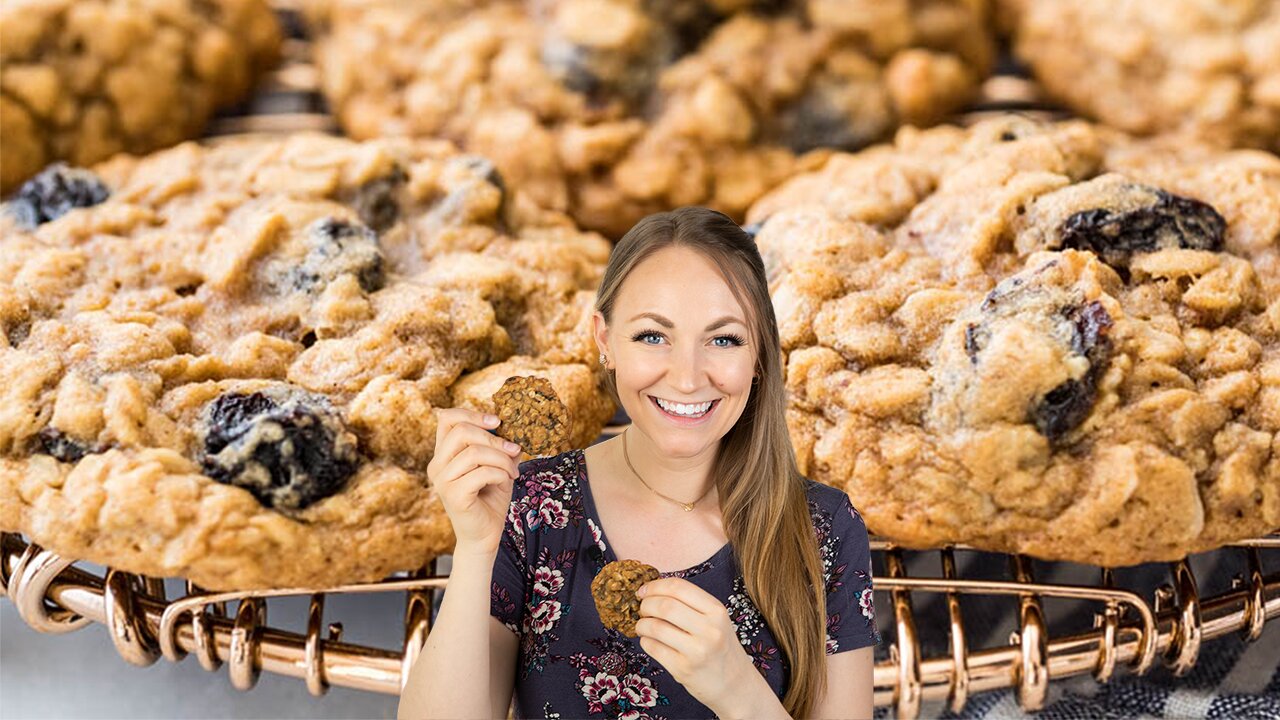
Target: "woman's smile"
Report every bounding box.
[649,395,721,424]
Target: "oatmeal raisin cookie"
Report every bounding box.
[750,116,1280,566]
[308,0,994,237]
[0,0,282,193]
[998,0,1280,152]
[592,558,661,637]
[0,134,616,589]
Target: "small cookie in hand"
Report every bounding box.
[591,559,661,637]
[491,375,572,456]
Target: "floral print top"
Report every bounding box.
[490,448,879,720]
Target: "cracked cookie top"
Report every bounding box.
[999,0,1280,152]
[307,0,995,237]
[0,0,282,193]
[0,134,616,589]
[749,117,1280,566]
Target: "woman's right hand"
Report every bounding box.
[427,408,523,556]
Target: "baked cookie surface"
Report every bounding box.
[308,0,994,237]
[0,134,616,589]
[999,0,1280,151]
[749,117,1280,566]
[492,375,574,457]
[0,0,282,193]
[591,558,661,637]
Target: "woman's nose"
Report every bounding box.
[667,345,705,393]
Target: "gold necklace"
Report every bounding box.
[621,428,713,512]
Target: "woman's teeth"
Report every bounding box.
[654,397,714,417]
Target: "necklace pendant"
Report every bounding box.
[681,503,693,512]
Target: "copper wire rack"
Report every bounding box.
[5,2,1280,716]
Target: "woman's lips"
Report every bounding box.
[649,396,719,425]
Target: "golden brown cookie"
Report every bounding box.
[308,0,994,237]
[998,0,1280,152]
[0,133,616,590]
[492,375,574,456]
[0,0,281,193]
[592,559,661,637]
[749,116,1280,567]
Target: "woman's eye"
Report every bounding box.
[712,334,746,348]
[633,332,663,345]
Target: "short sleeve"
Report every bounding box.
[823,494,880,655]
[489,475,528,635]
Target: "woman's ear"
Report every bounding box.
[592,311,609,358]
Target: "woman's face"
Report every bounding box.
[595,245,758,459]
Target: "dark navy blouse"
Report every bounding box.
[490,448,879,720]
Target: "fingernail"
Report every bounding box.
[636,586,647,598]
[503,441,520,453]
[484,414,499,426]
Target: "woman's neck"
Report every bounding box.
[616,429,718,509]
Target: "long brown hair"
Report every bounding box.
[595,207,827,716]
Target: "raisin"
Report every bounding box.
[7,164,110,228]
[36,427,95,463]
[1030,301,1114,443]
[199,389,361,512]
[778,84,888,153]
[462,156,507,199]
[6,319,31,348]
[541,40,659,110]
[295,218,386,294]
[1058,187,1225,271]
[351,166,406,232]
[646,0,785,54]
[963,323,982,364]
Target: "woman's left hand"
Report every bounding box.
[634,577,757,712]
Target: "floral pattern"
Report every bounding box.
[489,449,878,718]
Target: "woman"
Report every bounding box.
[400,207,878,719]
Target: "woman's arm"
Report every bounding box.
[397,549,517,720]
[812,646,874,720]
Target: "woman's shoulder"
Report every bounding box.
[802,478,860,515]
[514,448,586,489]
[802,478,868,539]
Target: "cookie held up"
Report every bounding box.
[492,375,575,457]
[592,559,662,638]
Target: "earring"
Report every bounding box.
[752,375,760,385]
[599,353,608,366]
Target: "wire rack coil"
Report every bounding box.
[3,530,1277,716]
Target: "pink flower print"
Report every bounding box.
[827,637,839,654]
[859,588,875,622]
[619,712,657,720]
[582,672,621,709]
[532,470,565,493]
[532,566,565,597]
[530,599,563,634]
[588,518,603,546]
[598,651,627,676]
[538,497,570,529]
[620,674,658,707]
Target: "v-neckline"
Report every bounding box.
[575,448,732,579]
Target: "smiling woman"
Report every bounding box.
[400,207,878,720]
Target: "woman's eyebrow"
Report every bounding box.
[627,311,745,331]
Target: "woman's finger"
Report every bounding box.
[454,465,515,509]
[634,615,697,657]
[431,410,510,468]
[639,577,726,617]
[436,444,519,492]
[637,634,681,673]
[639,594,708,637]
